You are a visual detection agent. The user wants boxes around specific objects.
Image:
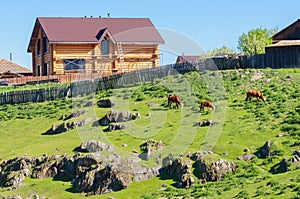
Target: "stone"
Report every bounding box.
[97,99,115,108]
[106,123,130,131]
[236,154,253,161]
[257,140,271,158]
[79,140,114,152]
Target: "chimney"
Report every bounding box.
[9,53,12,61]
[107,13,110,18]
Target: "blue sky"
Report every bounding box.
[0,0,299,69]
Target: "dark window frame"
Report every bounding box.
[101,37,109,55]
[43,62,49,76]
[64,59,86,71]
[43,37,48,54]
[37,65,41,76]
[37,39,41,56]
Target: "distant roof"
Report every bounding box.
[266,40,300,47]
[28,17,164,52]
[0,59,32,74]
[176,55,200,63]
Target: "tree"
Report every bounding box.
[237,27,278,55]
[201,46,236,58]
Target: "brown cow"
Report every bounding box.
[168,94,183,109]
[199,100,215,112]
[245,89,266,103]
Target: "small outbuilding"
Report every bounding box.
[175,55,200,64]
[266,19,300,68]
[0,58,32,77]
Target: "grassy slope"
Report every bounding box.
[0,68,299,198]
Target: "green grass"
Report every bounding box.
[0,68,299,198]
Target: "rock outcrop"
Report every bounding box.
[0,150,238,195]
[98,110,141,126]
[78,140,114,152]
[60,110,87,121]
[256,140,271,158]
[97,99,115,108]
[162,151,237,188]
[139,139,165,161]
[0,152,159,196]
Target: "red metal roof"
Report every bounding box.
[176,55,200,63]
[36,17,164,44]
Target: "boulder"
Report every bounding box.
[236,154,253,161]
[270,158,289,173]
[106,123,130,131]
[195,158,237,182]
[84,101,94,107]
[63,110,86,121]
[194,120,219,127]
[79,140,114,152]
[257,140,271,158]
[98,110,140,126]
[97,99,115,108]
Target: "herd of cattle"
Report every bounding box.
[167,89,266,111]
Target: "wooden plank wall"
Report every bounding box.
[266,46,300,68]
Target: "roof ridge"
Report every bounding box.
[37,16,150,19]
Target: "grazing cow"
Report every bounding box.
[245,89,266,103]
[168,94,183,109]
[199,100,215,112]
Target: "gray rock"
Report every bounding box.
[106,123,130,131]
[97,99,115,108]
[79,140,114,152]
[98,110,140,126]
[258,140,271,158]
[236,154,253,161]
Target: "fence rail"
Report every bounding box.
[0,67,179,105]
[0,55,294,105]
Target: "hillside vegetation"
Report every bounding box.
[0,68,299,199]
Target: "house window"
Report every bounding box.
[37,39,41,56]
[101,37,109,55]
[43,37,48,53]
[64,59,86,70]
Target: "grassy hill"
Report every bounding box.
[0,68,299,198]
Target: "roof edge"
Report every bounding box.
[272,18,300,39]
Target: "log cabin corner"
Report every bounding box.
[27,17,164,76]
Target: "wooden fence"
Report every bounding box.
[0,67,179,105]
[0,72,112,85]
[0,54,289,105]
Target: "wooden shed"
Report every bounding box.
[266,19,300,68]
[175,55,200,64]
[27,17,164,76]
[0,58,32,77]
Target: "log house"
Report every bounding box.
[27,17,164,76]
